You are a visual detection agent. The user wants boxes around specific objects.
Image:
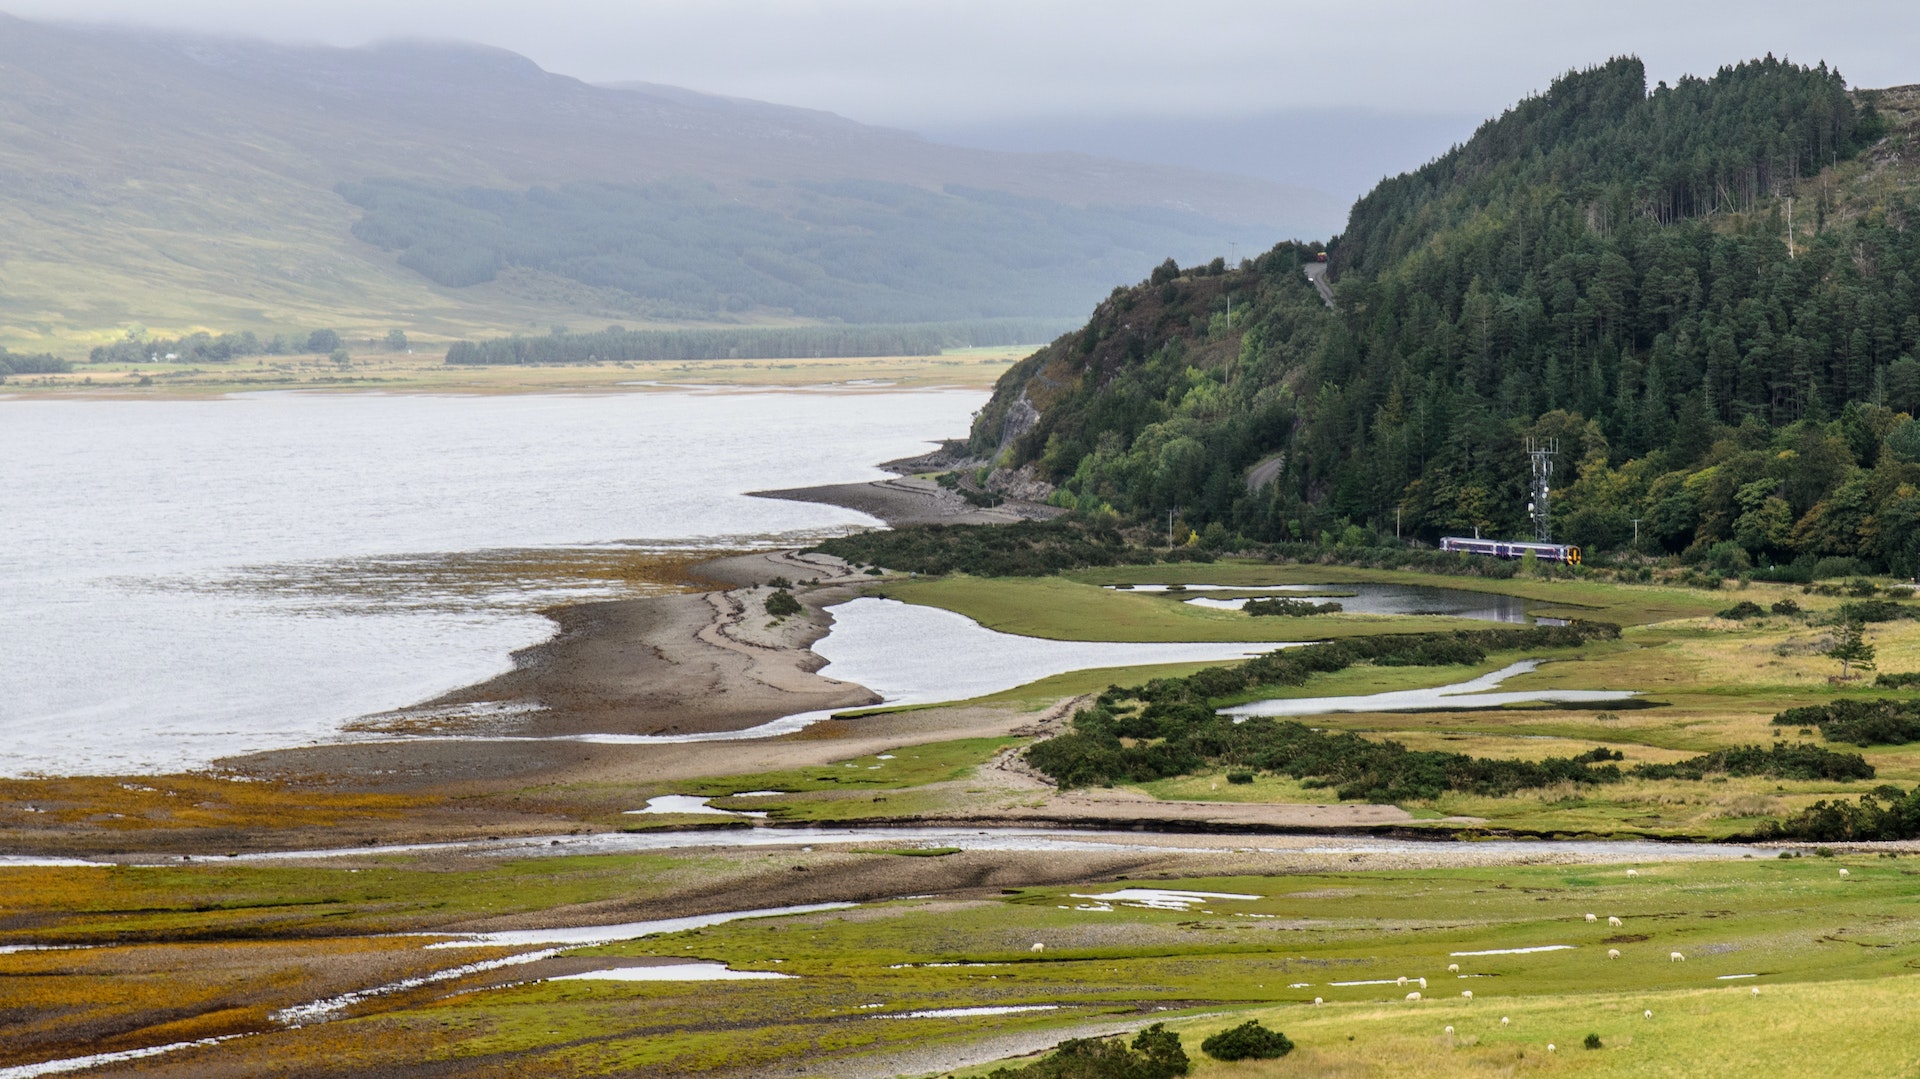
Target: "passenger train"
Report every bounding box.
[1439,536,1582,564]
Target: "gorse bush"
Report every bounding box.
[764,589,802,618]
[1629,742,1873,782]
[985,1023,1188,1079]
[1759,783,1920,841]
[1201,1021,1293,1061]
[1774,699,1920,746]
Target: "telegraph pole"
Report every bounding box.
[1526,438,1557,542]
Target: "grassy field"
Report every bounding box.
[873,576,1495,643]
[11,855,1913,1076]
[856,566,1920,839]
[0,348,1025,397]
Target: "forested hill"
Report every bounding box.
[971,57,1920,578]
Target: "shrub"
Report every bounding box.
[1717,600,1767,619]
[813,519,1153,577]
[1836,599,1914,623]
[987,1023,1189,1079]
[1201,1020,1294,1061]
[764,589,802,618]
[1875,672,1920,689]
[1758,779,1920,840]
[1773,699,1920,745]
[1771,599,1802,616]
[1226,771,1254,785]
[1585,1033,1603,1050]
[1243,597,1342,617]
[1631,742,1873,781]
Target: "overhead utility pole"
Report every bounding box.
[1526,438,1557,542]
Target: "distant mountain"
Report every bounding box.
[0,16,1333,351]
[971,58,1920,578]
[923,110,1479,213]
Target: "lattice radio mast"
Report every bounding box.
[1526,438,1557,542]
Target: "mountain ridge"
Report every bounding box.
[0,16,1333,350]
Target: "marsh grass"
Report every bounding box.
[65,858,1913,1078]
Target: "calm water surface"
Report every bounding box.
[0,389,981,776]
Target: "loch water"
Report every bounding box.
[0,389,980,775]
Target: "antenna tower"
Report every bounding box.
[1526,438,1557,542]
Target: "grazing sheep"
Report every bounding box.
[1501,1016,1511,1026]
[1627,869,1639,877]
[1397,976,1409,986]
[1840,868,1850,877]
[1406,992,1422,1001]
[1314,997,1323,1006]
[1418,977,1428,989]
[1752,987,1760,996]
[1445,1025,1454,1034]
[1608,948,1621,960]
[1608,916,1623,927]
[1670,951,1686,962]
[1447,963,1460,973]
[1462,990,1473,1001]
[1030,943,1045,952]
[1644,1010,1653,1019]
[1585,912,1597,922]
[1547,1043,1557,1053]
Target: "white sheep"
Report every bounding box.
[1397,976,1409,986]
[1627,869,1639,877]
[1418,977,1428,989]
[1608,948,1621,960]
[1585,912,1597,922]
[1644,1010,1653,1019]
[1447,962,1460,973]
[1840,868,1850,877]
[1608,916,1623,927]
[1030,942,1045,952]
[1461,990,1473,1001]
[1501,1016,1511,1026]
[1444,1025,1454,1034]
[1314,997,1323,1006]
[1406,992,1422,1001]
[1751,986,1760,996]
[1670,951,1686,962]
[1547,1043,1557,1053]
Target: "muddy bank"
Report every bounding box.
[373,551,879,740]
[752,475,1061,527]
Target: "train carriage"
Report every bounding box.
[1438,536,1582,564]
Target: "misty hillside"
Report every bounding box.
[0,16,1336,351]
[972,58,1920,578]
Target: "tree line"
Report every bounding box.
[0,348,71,376]
[444,320,1070,365]
[87,329,409,364]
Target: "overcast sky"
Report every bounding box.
[9,0,1917,127]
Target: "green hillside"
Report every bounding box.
[973,57,1920,578]
[0,17,1326,355]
